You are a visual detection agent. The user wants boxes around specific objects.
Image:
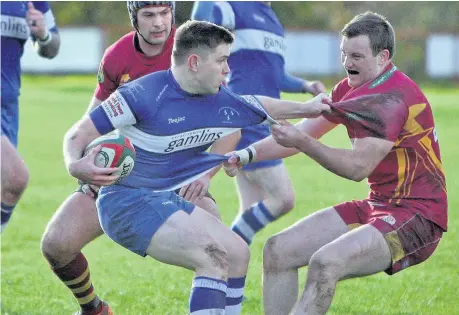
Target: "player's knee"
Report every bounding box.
[3,164,29,201]
[41,227,74,268]
[263,235,284,272]
[308,249,341,281]
[229,236,250,273]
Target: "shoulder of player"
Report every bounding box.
[103,31,136,61]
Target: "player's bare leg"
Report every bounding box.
[263,208,349,315]
[41,192,109,315]
[1,136,29,232]
[146,206,250,315]
[231,163,295,244]
[291,224,391,315]
[194,195,221,221]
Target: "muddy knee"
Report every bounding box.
[263,235,285,272]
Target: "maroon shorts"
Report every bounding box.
[334,199,443,275]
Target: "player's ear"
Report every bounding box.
[188,54,200,72]
[378,49,390,64]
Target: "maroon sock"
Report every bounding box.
[52,252,102,313]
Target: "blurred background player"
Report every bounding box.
[191,1,327,245]
[40,2,238,314]
[227,11,447,315]
[1,1,60,232]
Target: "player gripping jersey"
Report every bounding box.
[228,12,447,314]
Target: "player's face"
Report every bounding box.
[137,6,173,45]
[196,43,231,94]
[340,35,387,88]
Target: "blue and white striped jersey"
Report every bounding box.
[90,70,270,191]
[1,1,58,102]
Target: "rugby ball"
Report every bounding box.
[84,133,136,184]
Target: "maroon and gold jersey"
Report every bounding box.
[325,63,447,230]
[94,28,176,101]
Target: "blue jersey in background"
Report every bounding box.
[192,1,306,169]
[1,1,58,146]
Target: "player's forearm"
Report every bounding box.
[252,136,300,161]
[294,134,365,182]
[257,96,319,119]
[35,31,60,59]
[85,97,103,115]
[63,118,101,171]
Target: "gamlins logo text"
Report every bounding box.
[165,129,223,153]
[1,15,30,40]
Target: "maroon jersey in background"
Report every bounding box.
[324,63,447,230]
[95,27,176,101]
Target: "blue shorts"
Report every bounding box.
[1,95,19,147]
[97,185,195,257]
[237,125,282,170]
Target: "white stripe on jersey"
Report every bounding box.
[1,14,30,39]
[231,29,286,59]
[119,126,239,154]
[215,1,235,30]
[43,10,56,30]
[101,91,136,128]
[1,11,55,40]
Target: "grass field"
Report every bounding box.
[1,75,458,315]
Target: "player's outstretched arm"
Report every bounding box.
[256,93,331,120]
[225,116,337,174]
[271,124,394,182]
[63,116,119,186]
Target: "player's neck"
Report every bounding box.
[137,35,165,57]
[171,66,205,95]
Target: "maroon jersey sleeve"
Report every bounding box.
[323,92,408,141]
[94,48,120,101]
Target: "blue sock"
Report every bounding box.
[1,202,16,232]
[231,201,275,244]
[226,277,246,315]
[190,276,227,315]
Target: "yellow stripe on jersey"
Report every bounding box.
[391,148,407,203]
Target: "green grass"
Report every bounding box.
[1,75,458,315]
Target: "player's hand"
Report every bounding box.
[179,174,211,203]
[223,154,241,177]
[26,2,48,39]
[68,145,120,186]
[302,93,332,118]
[271,120,304,148]
[305,81,327,96]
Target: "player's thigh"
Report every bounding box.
[194,195,221,221]
[146,206,233,271]
[43,192,103,253]
[244,163,294,200]
[264,207,349,270]
[1,135,28,187]
[311,224,392,280]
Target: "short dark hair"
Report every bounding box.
[173,20,234,64]
[341,11,395,58]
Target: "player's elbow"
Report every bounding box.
[348,162,370,182]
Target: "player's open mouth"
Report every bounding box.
[347,69,359,75]
[150,30,165,38]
